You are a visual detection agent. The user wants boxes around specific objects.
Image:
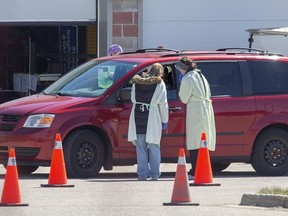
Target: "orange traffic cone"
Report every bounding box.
[190,132,220,187]
[41,133,74,187]
[0,148,28,206]
[163,148,199,206]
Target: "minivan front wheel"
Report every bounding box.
[251,128,288,176]
[63,130,104,178]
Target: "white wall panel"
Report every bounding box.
[0,0,96,22]
[142,0,288,53]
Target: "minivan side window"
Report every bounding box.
[124,64,178,100]
[197,62,242,97]
[163,65,177,100]
[248,60,288,94]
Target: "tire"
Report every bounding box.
[211,162,231,173]
[63,130,105,178]
[3,165,39,175]
[251,128,288,176]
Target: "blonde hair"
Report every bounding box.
[147,63,164,78]
[132,63,163,84]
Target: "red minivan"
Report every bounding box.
[1,48,288,178]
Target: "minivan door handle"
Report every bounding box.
[169,107,182,112]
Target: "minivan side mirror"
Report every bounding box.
[118,87,132,102]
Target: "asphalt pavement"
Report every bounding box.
[0,163,288,216]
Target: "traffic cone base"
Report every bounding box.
[0,148,28,207]
[0,203,29,207]
[40,183,74,188]
[163,148,199,206]
[190,182,221,187]
[41,133,74,188]
[163,201,200,206]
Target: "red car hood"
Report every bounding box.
[0,94,100,116]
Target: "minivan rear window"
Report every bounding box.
[248,60,288,94]
[197,62,242,96]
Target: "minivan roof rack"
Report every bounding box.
[217,47,268,53]
[134,48,181,53]
[121,47,283,57]
[216,47,283,56]
[120,48,181,55]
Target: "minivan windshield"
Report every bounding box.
[43,60,138,97]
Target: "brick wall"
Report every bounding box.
[112,0,138,52]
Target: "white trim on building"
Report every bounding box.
[0,0,96,22]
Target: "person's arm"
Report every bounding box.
[178,75,193,104]
[130,84,136,103]
[158,82,169,124]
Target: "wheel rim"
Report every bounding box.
[76,141,96,169]
[264,139,287,167]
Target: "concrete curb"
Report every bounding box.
[240,193,288,208]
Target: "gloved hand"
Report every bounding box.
[178,73,184,83]
[162,122,168,130]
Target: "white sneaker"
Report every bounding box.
[188,174,194,180]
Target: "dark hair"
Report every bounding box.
[179,57,197,70]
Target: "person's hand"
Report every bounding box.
[178,73,184,83]
[162,122,168,130]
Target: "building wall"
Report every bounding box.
[142,0,288,54]
[111,0,139,52]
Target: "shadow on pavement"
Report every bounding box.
[0,173,50,180]
[87,178,175,183]
[1,169,286,180]
[214,171,260,178]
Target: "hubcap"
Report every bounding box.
[77,142,96,168]
[264,139,287,167]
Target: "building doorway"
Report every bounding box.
[0,25,97,102]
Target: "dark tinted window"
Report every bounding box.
[248,60,288,94]
[163,65,177,100]
[197,62,242,96]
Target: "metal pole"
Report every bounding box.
[96,0,99,57]
[248,33,254,50]
[28,36,31,95]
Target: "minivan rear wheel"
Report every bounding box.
[251,128,288,176]
[63,130,105,178]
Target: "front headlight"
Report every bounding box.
[23,114,55,128]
